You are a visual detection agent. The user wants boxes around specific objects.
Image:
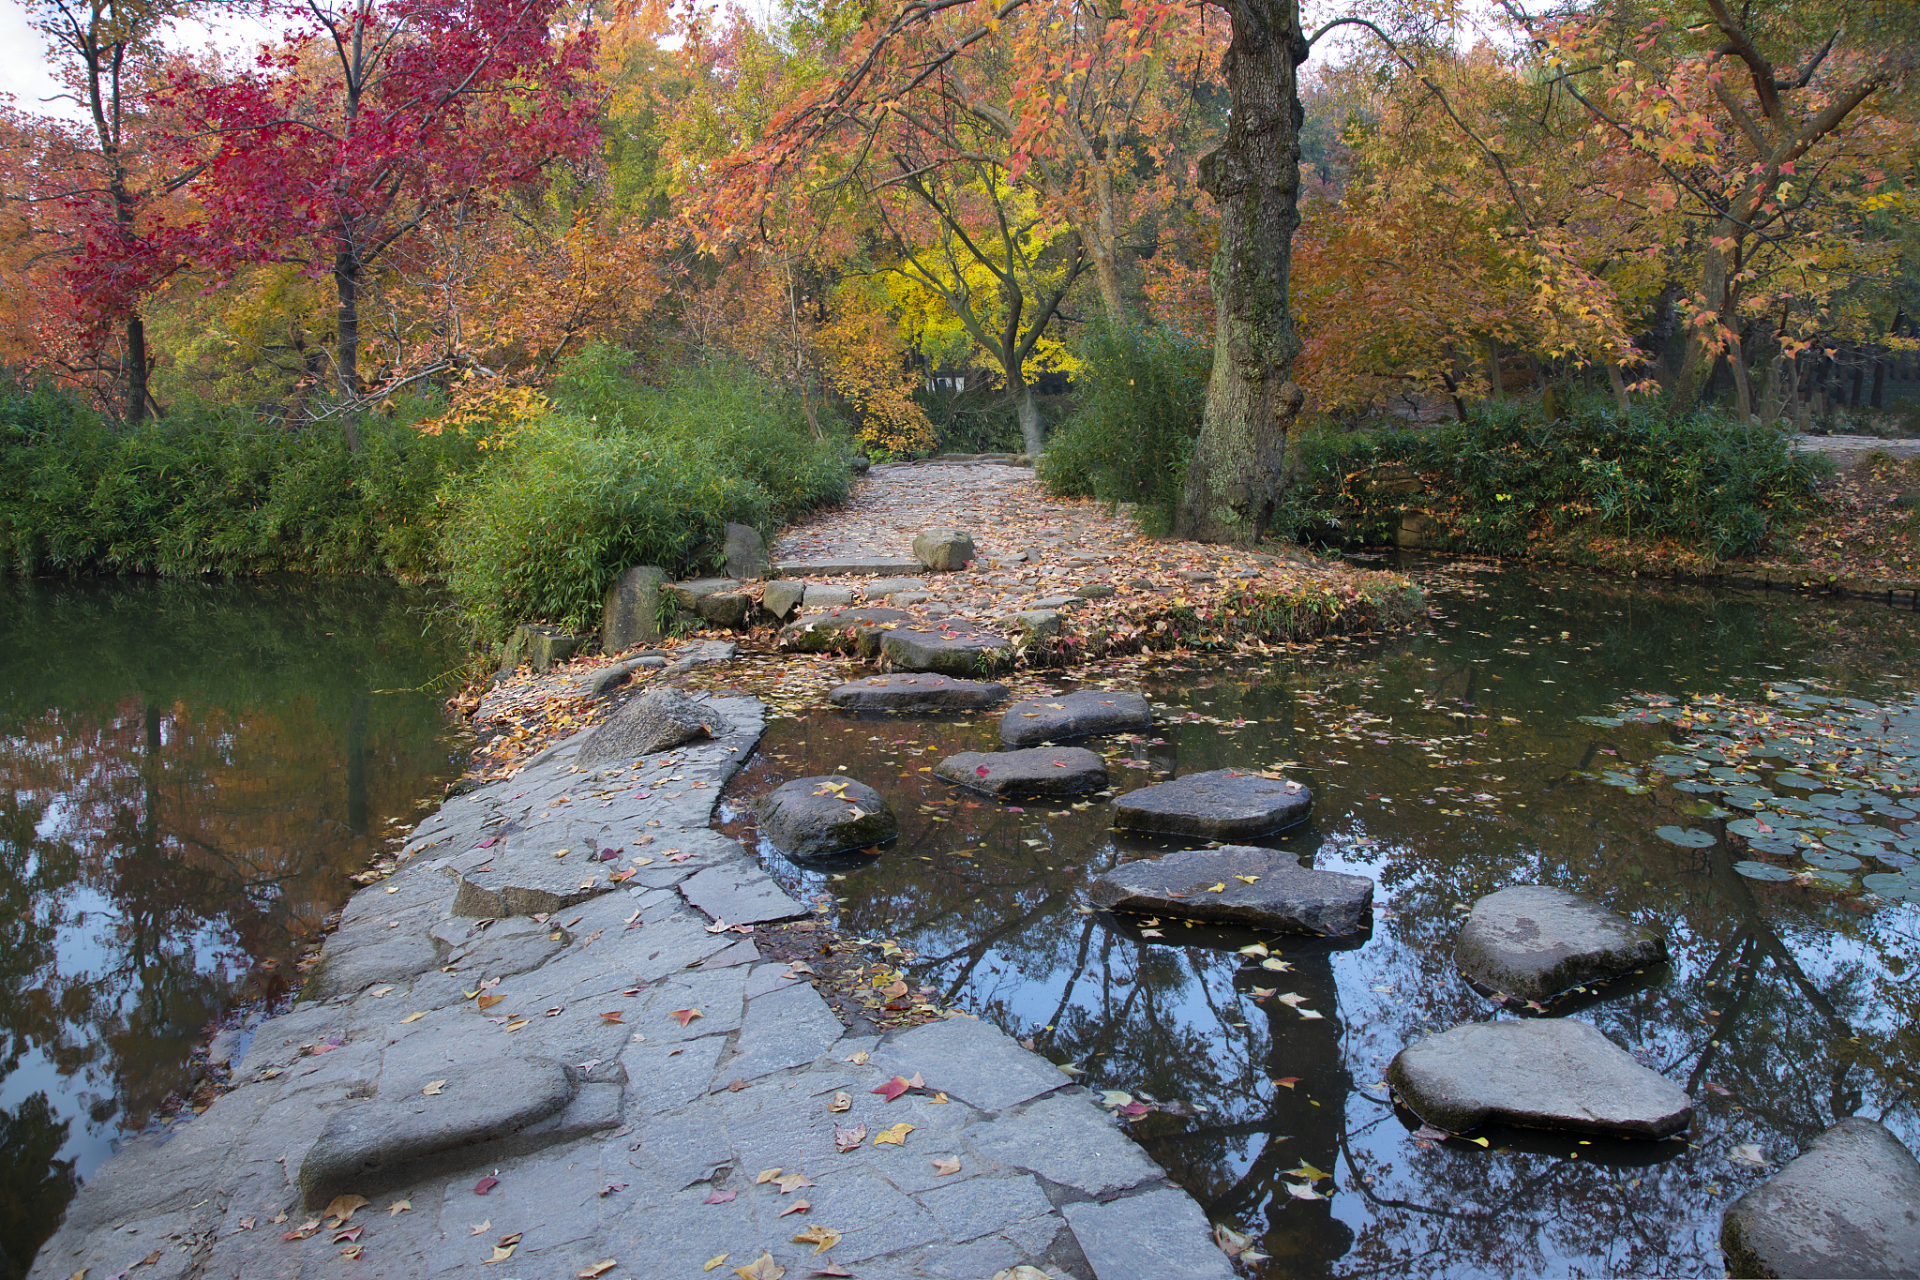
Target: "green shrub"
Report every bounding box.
[1039,321,1208,534]
[1284,399,1831,560]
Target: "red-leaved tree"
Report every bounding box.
[167,0,600,440]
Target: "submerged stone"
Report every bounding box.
[934,747,1109,797]
[1455,885,1667,1002]
[1112,769,1312,839]
[1387,1019,1693,1138]
[878,623,1012,675]
[577,687,719,766]
[1721,1117,1920,1280]
[828,672,1009,712]
[1089,845,1373,935]
[754,776,898,859]
[1000,689,1151,745]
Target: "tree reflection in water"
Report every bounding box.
[0,579,464,1279]
[723,560,1920,1280]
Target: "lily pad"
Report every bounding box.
[1727,818,1780,840]
[1708,767,1757,782]
[1734,861,1794,881]
[1747,837,1803,857]
[1804,868,1854,889]
[1655,826,1715,848]
[1671,780,1720,794]
[1802,850,1863,872]
[1652,756,1702,775]
[1773,773,1823,790]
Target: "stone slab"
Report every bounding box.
[775,557,925,576]
[576,687,722,766]
[966,1092,1163,1198]
[1112,768,1313,839]
[1064,1188,1239,1280]
[711,982,844,1085]
[878,624,1012,676]
[1388,1019,1693,1138]
[829,673,1010,712]
[1721,1117,1920,1279]
[754,776,899,859]
[934,747,1109,798]
[912,529,977,572]
[1001,690,1152,745]
[1456,884,1667,1002]
[870,1016,1067,1115]
[678,864,808,925]
[779,607,910,654]
[1089,845,1374,936]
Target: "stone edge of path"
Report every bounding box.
[28,675,1233,1280]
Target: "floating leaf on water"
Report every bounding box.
[1734,861,1794,881]
[1578,716,1625,728]
[1726,818,1773,840]
[1802,850,1863,871]
[1708,767,1755,782]
[1804,868,1854,889]
[1748,837,1803,857]
[1774,773,1823,791]
[1671,780,1720,794]
[1656,826,1716,849]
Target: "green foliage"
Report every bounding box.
[1038,321,1208,535]
[1282,399,1832,560]
[440,358,851,638]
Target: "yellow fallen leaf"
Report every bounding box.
[1208,882,1227,892]
[323,1194,370,1224]
[703,1255,730,1272]
[777,1199,811,1217]
[773,1172,814,1193]
[577,1261,618,1279]
[422,1080,446,1096]
[477,993,505,1011]
[827,1091,852,1113]
[873,1122,915,1146]
[756,1167,783,1184]
[484,1244,516,1264]
[399,1011,428,1023]
[931,1156,962,1175]
[844,1050,870,1065]
[1234,874,1260,884]
[791,1224,842,1254]
[470,1220,491,1236]
[387,1199,411,1217]
[503,1019,530,1032]
[733,1252,785,1280]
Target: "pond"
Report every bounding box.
[720,558,1920,1280]
[0,579,467,1280]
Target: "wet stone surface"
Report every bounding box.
[753,776,900,859]
[1721,1117,1920,1280]
[1112,768,1313,840]
[999,690,1152,746]
[1090,846,1374,935]
[829,673,1011,712]
[933,747,1110,798]
[1454,885,1668,1003]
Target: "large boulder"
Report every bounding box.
[779,607,911,655]
[663,577,740,612]
[761,579,805,621]
[1112,769,1312,840]
[1721,1118,1920,1279]
[878,623,1012,675]
[1456,885,1667,1003]
[1001,690,1152,745]
[601,565,665,654]
[723,522,770,579]
[693,591,751,628]
[755,776,899,859]
[1387,1020,1693,1139]
[934,747,1109,798]
[576,687,719,765]
[828,673,1009,712]
[1089,846,1373,935]
[912,528,977,572]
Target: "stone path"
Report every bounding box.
[31,684,1231,1280]
[1793,433,1920,470]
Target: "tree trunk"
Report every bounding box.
[1487,343,1505,399]
[126,314,148,424]
[1607,362,1630,413]
[1014,377,1044,456]
[334,241,365,452]
[1870,355,1886,410]
[1728,332,1753,424]
[1171,0,1308,545]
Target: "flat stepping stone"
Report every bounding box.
[878,623,1012,675]
[774,557,923,576]
[1112,769,1312,839]
[678,864,808,925]
[934,747,1109,797]
[863,576,928,595]
[577,687,720,766]
[1722,1118,1920,1279]
[829,673,1009,712]
[1001,690,1151,745]
[1387,1020,1693,1139]
[778,607,910,654]
[1089,845,1373,935]
[1455,885,1667,1002]
[754,776,898,859]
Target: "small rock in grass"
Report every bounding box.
[754,776,899,859]
[933,747,1109,797]
[912,528,977,572]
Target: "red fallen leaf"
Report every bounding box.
[331,1226,363,1243]
[600,1012,626,1024]
[671,1008,702,1027]
[1116,1102,1152,1118]
[594,848,620,862]
[473,1176,499,1195]
[975,766,991,777]
[475,838,497,849]
[703,1188,736,1204]
[872,1076,912,1102]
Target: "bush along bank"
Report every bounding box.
[1280,400,1833,576]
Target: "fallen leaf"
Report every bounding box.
[577,1261,618,1279]
[323,1194,370,1224]
[672,1008,703,1027]
[387,1199,411,1217]
[470,1220,492,1235]
[756,1168,784,1185]
[774,1173,815,1194]
[790,1224,842,1254]
[844,1050,870,1065]
[331,1227,363,1244]
[600,1012,626,1024]
[778,1199,812,1217]
[484,1244,516,1264]
[827,1091,852,1113]
[477,993,505,1011]
[726,1078,751,1092]
[473,1176,499,1195]
[873,1122,915,1146]
[703,1189,737,1204]
[1273,1077,1301,1090]
[833,1122,866,1153]
[810,1266,853,1278]
[1283,1181,1325,1201]
[1249,987,1276,999]
[1207,882,1227,892]
[704,1255,731,1271]
[502,1019,530,1032]
[931,1156,962,1176]
[1731,1143,1768,1167]
[422,1080,446,1096]
[399,1011,428,1023]
[1285,1163,1331,1182]
[1275,992,1308,1008]
[733,1252,786,1280]
[873,1076,913,1102]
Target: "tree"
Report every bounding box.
[166,0,601,441]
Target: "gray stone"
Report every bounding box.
[934,747,1109,798]
[1075,584,1116,599]
[878,624,1012,676]
[754,776,899,859]
[723,523,769,579]
[920,1174,1054,1243]
[1456,885,1667,1003]
[864,576,929,595]
[1721,1118,1920,1280]
[803,584,856,608]
[1064,1189,1239,1280]
[1032,595,1079,610]
[1090,846,1373,935]
[601,565,666,655]
[663,577,740,611]
[206,1028,242,1069]
[871,1017,1066,1114]
[775,557,925,577]
[449,845,622,919]
[303,929,442,1001]
[1002,609,1062,640]
[780,607,910,654]
[762,580,805,620]
[583,663,634,697]
[693,592,752,628]
[712,982,843,1084]
[829,673,1009,713]
[913,528,977,571]
[1112,768,1312,839]
[1387,1019,1693,1138]
[499,623,578,675]
[968,1092,1162,1198]
[296,1055,574,1207]
[1000,690,1152,746]
[662,638,736,673]
[678,864,807,925]
[577,687,720,766]
[889,591,933,606]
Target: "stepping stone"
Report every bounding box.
[1001,690,1152,745]
[803,583,855,608]
[678,864,808,925]
[878,623,1012,675]
[754,776,898,859]
[1089,845,1373,935]
[663,577,739,610]
[761,579,804,620]
[828,673,1009,712]
[862,576,927,595]
[934,747,1109,797]
[1113,769,1311,839]
[778,607,910,654]
[1387,1020,1693,1139]
[1455,885,1667,1003]
[774,557,923,577]
[1721,1118,1920,1280]
[912,528,976,571]
[1075,584,1116,599]
[577,687,720,766]
[1002,608,1062,639]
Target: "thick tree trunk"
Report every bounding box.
[1014,377,1044,455]
[334,242,365,452]
[1607,362,1630,413]
[126,314,148,424]
[1171,0,1308,545]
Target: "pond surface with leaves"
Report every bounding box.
[0,579,467,1280]
[721,558,1920,1280]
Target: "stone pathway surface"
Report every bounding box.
[31,684,1231,1280]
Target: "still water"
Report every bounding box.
[722,559,1920,1279]
[0,579,466,1279]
